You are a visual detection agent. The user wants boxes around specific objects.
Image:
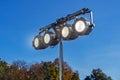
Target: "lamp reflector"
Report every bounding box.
[34,37,39,48]
[44,33,51,44]
[75,20,86,33]
[62,26,70,38]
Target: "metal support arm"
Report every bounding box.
[39,8,91,33]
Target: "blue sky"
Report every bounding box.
[0,0,120,79]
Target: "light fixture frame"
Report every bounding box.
[33,8,95,49]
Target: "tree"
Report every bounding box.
[0,58,80,80]
[84,68,112,80]
[29,58,80,80]
[71,71,80,80]
[0,60,8,80]
[29,63,44,80]
[7,60,28,80]
[53,58,80,80]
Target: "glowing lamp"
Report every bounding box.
[73,17,93,35]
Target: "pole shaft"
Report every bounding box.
[59,39,63,80]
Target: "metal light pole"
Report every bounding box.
[59,38,63,80]
[32,8,95,80]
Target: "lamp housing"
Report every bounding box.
[44,31,59,47]
[61,24,78,40]
[73,17,93,36]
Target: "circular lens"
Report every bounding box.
[75,20,86,33]
[62,26,69,38]
[34,38,39,48]
[44,33,50,44]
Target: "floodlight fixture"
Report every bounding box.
[61,24,78,40]
[73,17,93,36]
[44,31,59,47]
[32,34,48,50]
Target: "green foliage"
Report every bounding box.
[0,59,8,80]
[0,58,80,80]
[0,59,113,80]
[84,68,112,80]
[0,59,112,80]
[71,71,80,80]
